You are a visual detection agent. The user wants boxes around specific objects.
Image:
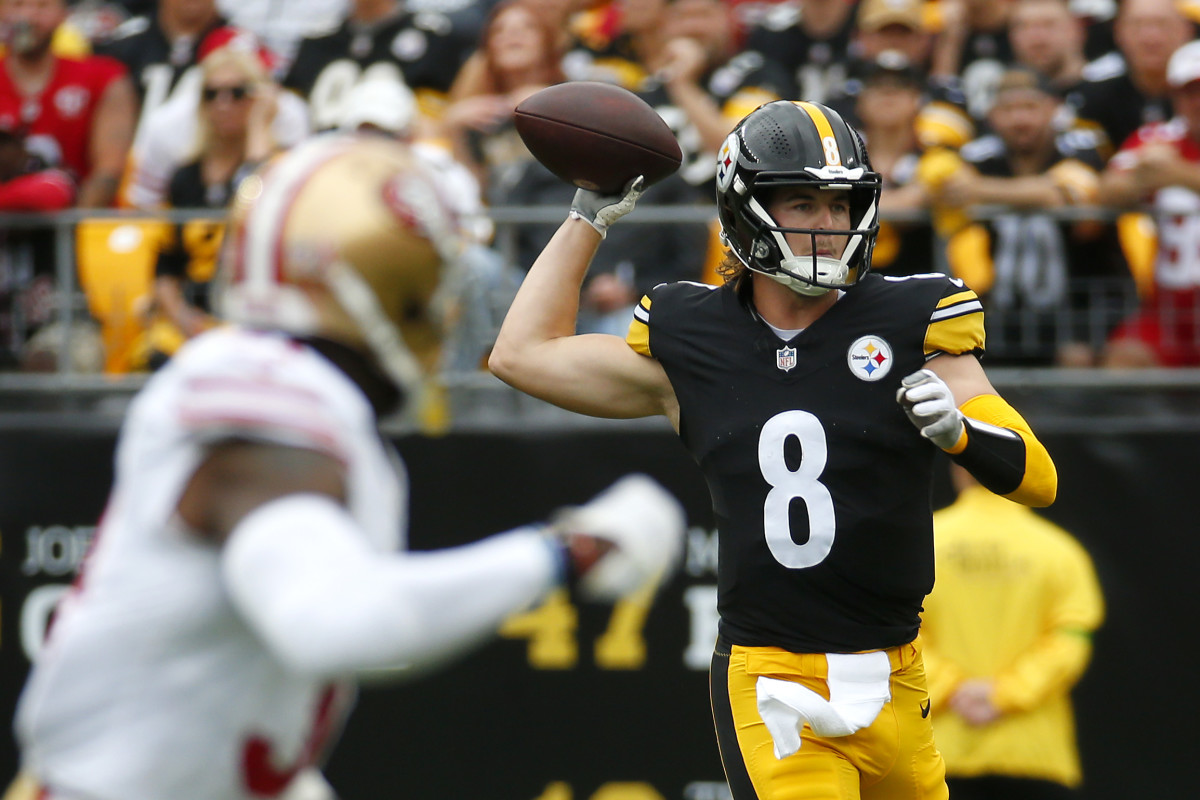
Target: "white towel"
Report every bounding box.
[755,651,892,759]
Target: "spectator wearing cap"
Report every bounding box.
[1097,39,1200,367]
[856,0,934,70]
[0,0,135,207]
[926,67,1131,366]
[827,0,974,151]
[1073,0,1195,152]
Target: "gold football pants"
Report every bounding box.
[711,636,949,800]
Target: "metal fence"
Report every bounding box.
[2,205,1199,425]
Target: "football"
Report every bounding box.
[514,82,683,194]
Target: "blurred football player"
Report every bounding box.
[9,133,686,800]
[489,100,1058,800]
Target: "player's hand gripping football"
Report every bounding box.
[569,176,645,238]
[896,369,964,450]
[549,474,685,601]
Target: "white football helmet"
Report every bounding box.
[217,133,463,416]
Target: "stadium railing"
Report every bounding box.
[1,206,1199,432]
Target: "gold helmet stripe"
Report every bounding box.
[794,101,840,166]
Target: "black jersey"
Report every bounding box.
[628,273,985,653]
[282,10,474,130]
[1073,55,1173,150]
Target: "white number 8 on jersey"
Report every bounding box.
[759,410,836,568]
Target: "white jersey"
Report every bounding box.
[15,328,406,799]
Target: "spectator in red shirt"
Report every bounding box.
[0,0,136,206]
[1099,39,1200,367]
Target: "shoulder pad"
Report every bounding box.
[109,15,151,40]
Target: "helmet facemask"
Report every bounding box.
[742,182,879,296]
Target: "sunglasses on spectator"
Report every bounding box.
[202,85,253,103]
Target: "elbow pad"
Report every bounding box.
[945,394,1057,507]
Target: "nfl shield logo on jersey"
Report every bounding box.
[847,335,893,381]
[777,346,797,372]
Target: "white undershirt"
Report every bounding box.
[762,290,845,341]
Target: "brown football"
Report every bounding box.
[514,82,683,194]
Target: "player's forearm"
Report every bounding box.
[1096,168,1145,208]
[969,176,1067,209]
[222,494,559,676]
[947,394,1057,507]
[489,218,599,379]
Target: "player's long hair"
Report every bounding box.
[716,252,751,295]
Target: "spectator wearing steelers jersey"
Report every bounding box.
[924,67,1131,367]
[491,99,1057,800]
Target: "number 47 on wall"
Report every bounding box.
[500,585,655,670]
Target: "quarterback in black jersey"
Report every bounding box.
[490,100,1057,800]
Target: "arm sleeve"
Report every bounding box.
[947,394,1058,507]
[222,493,562,677]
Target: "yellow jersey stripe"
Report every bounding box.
[626,294,653,357]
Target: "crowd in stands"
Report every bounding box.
[2,0,1200,374]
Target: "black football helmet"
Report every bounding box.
[715,100,882,296]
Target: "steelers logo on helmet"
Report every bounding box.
[846,335,894,381]
[715,100,882,297]
[716,132,740,193]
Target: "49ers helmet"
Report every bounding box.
[217,133,461,412]
[716,101,882,295]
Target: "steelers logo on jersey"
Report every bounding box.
[847,335,893,381]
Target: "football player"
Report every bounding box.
[490,100,1058,800]
[9,134,686,800]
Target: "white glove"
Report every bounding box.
[568,176,645,238]
[896,369,964,449]
[551,473,685,601]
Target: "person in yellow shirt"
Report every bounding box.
[922,464,1105,799]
